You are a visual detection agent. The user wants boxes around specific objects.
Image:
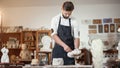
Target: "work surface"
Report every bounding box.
[23,65,93,68]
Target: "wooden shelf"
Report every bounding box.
[22,31,37,52]
[0,32,22,60]
[8,48,21,50]
[36,30,51,57]
[23,40,35,42]
[0,29,52,64]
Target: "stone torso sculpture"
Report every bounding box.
[1,47,9,63]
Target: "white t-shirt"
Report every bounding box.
[51,13,79,38]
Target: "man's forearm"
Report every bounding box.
[52,34,66,48]
[74,38,80,49]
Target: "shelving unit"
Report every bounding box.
[0,32,22,58]
[22,31,37,50]
[36,30,52,64]
[22,31,37,59]
[0,32,22,44]
[0,27,52,64]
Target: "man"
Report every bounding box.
[51,1,80,65]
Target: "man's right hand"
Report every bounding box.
[52,34,72,52]
[63,45,72,52]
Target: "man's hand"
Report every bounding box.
[63,45,72,52]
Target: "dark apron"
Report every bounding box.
[52,17,75,65]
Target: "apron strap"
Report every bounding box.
[69,18,71,27]
[69,18,74,37]
[58,16,61,26]
[58,16,74,37]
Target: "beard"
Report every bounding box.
[62,15,69,19]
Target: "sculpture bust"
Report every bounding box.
[40,35,52,51]
[19,44,31,61]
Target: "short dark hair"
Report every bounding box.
[62,1,74,11]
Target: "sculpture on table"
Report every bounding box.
[31,51,39,65]
[1,45,9,63]
[19,44,31,61]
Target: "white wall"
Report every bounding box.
[75,4,120,44]
[1,4,120,44]
[1,6,61,29]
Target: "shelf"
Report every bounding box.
[3,32,22,34]
[8,48,21,50]
[28,48,36,50]
[37,30,51,33]
[36,30,52,65]
[22,30,37,52]
[23,40,35,42]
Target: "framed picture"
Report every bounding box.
[103,18,112,23]
[93,19,102,24]
[98,25,103,33]
[88,30,97,34]
[114,18,120,23]
[89,25,97,29]
[104,24,109,33]
[81,19,92,24]
[110,24,115,33]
